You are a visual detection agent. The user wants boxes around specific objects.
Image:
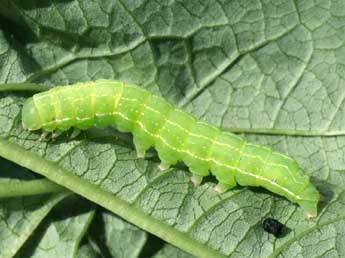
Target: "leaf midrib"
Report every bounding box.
[0,137,227,258]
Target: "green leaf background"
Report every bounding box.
[0,0,344,257]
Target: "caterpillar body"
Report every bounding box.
[21,80,320,218]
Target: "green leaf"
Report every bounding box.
[152,245,195,258]
[0,1,344,258]
[13,196,95,258]
[0,194,68,258]
[88,211,147,258]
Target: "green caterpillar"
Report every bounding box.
[21,80,320,218]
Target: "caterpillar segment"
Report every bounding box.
[21,80,320,218]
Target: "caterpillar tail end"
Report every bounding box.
[298,200,318,219]
[297,184,320,219]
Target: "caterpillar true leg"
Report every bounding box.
[39,131,48,141]
[52,130,64,140]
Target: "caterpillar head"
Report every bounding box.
[22,98,42,131]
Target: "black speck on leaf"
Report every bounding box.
[262,218,284,237]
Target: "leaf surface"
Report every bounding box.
[0,1,344,257]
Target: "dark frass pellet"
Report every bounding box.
[263,218,284,237]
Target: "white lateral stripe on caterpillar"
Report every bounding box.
[36,106,301,199]
[112,110,302,201]
[119,97,303,186]
[36,95,303,187]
